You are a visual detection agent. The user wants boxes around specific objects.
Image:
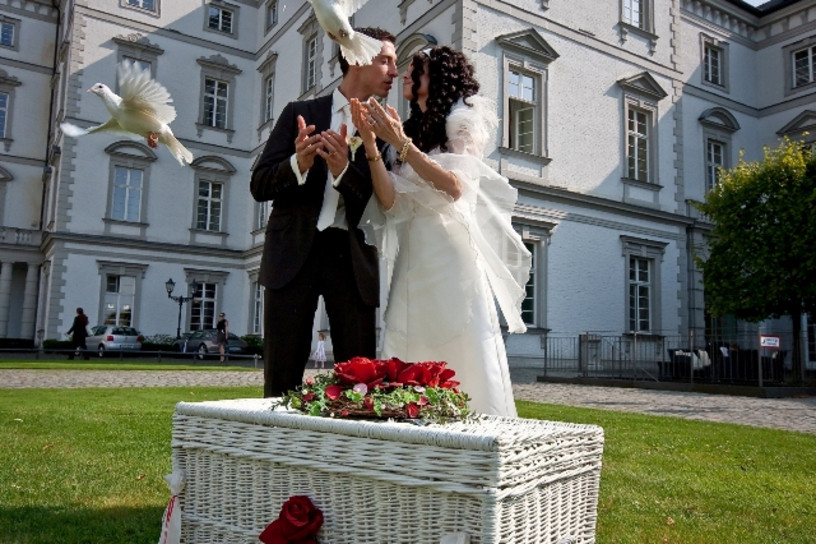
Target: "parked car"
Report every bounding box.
[86,325,144,357]
[171,329,249,359]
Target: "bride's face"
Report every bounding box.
[402,57,430,107]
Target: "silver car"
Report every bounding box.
[86,325,144,357]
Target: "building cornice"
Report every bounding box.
[0,0,59,20]
[682,0,816,48]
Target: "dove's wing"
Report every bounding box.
[117,62,177,124]
[61,118,138,138]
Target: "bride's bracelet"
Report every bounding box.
[398,137,412,162]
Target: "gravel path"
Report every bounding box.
[2,368,814,434]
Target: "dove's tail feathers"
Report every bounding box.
[341,32,383,67]
[60,122,90,138]
[164,134,193,166]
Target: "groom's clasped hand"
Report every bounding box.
[294,113,351,177]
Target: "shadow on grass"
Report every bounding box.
[0,505,165,544]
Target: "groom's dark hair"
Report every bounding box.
[338,27,396,76]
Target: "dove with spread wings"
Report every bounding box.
[309,0,382,66]
[60,62,193,166]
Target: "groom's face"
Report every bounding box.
[356,41,399,98]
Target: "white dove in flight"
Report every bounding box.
[308,0,382,66]
[60,62,193,166]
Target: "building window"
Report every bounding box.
[266,0,278,30]
[96,261,147,329]
[0,20,15,48]
[704,44,722,86]
[513,220,554,329]
[126,0,156,11]
[508,69,536,154]
[623,0,646,30]
[0,92,7,139]
[793,45,816,88]
[521,241,537,326]
[627,108,650,182]
[621,0,654,35]
[113,33,164,81]
[619,0,656,50]
[705,139,726,190]
[618,72,666,191]
[203,78,228,129]
[196,180,223,232]
[700,35,729,92]
[264,75,275,123]
[256,200,269,231]
[103,143,155,233]
[191,282,217,330]
[104,275,135,326]
[496,29,557,163]
[208,5,233,33]
[111,166,143,222]
[196,56,241,139]
[699,107,739,195]
[621,236,666,335]
[123,56,151,73]
[252,281,264,335]
[629,256,651,333]
[305,36,318,91]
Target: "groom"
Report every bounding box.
[251,27,398,397]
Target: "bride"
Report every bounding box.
[342,46,531,417]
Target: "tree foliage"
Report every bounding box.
[694,138,816,381]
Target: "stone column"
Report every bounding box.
[21,263,40,340]
[0,261,12,338]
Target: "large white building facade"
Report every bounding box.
[1,0,815,372]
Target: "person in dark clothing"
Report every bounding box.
[216,312,229,363]
[66,307,90,360]
[250,27,398,396]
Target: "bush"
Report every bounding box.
[42,339,72,351]
[141,334,177,352]
[242,334,263,355]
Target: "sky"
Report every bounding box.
[741,0,766,6]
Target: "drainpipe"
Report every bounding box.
[41,0,62,231]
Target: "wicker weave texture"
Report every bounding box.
[171,399,604,543]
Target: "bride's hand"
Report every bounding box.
[350,98,376,147]
[365,97,406,147]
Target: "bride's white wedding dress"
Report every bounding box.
[361,97,531,417]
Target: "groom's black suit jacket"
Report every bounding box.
[250,94,379,308]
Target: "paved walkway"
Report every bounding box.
[2,368,814,434]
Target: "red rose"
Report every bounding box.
[259,495,323,544]
[301,392,315,402]
[405,402,420,418]
[334,357,386,388]
[363,397,374,411]
[324,384,343,400]
[382,357,409,382]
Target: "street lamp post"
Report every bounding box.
[165,278,197,339]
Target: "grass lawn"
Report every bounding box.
[1,386,814,543]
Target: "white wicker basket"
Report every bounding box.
[171,398,604,544]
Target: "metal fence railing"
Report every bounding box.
[533,333,801,386]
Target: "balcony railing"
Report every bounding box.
[0,227,43,247]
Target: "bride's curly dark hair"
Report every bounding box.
[403,46,480,153]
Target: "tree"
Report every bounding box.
[694,138,816,383]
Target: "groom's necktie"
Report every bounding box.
[316,103,350,231]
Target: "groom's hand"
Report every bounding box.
[318,124,350,178]
[295,115,321,173]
